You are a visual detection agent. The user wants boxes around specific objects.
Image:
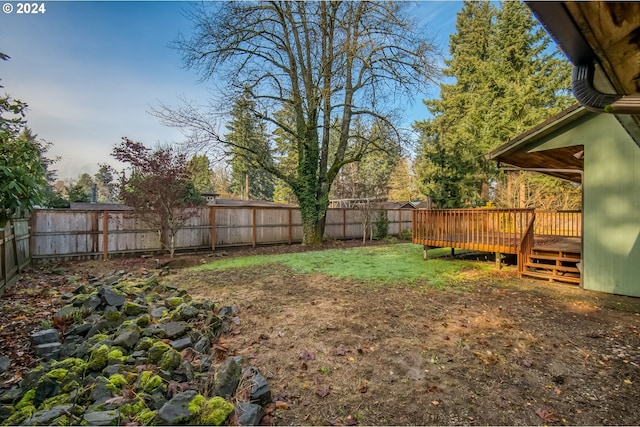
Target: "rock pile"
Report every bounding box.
[0,273,271,426]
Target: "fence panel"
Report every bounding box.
[0,218,31,293]
[30,206,416,261]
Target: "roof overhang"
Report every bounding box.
[525,1,640,143]
[487,105,587,184]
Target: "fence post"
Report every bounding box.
[288,208,292,245]
[252,208,257,248]
[102,211,109,261]
[210,206,216,252]
[10,220,20,272]
[397,209,402,236]
[343,209,347,240]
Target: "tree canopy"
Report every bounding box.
[156,1,439,243]
[415,1,574,208]
[112,138,205,257]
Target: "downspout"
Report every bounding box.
[573,62,640,114]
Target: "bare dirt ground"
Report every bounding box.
[2,242,640,425]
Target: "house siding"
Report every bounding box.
[582,114,640,296]
[525,112,640,296]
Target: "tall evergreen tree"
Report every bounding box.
[186,154,213,193]
[225,92,275,201]
[415,1,573,208]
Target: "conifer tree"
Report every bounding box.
[415,1,573,208]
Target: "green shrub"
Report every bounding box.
[374,209,389,240]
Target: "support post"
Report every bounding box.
[495,252,502,270]
[451,247,455,257]
[102,211,108,261]
[423,245,429,260]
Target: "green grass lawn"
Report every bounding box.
[193,243,493,288]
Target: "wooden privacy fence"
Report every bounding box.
[0,218,31,293]
[412,209,536,254]
[30,206,414,261]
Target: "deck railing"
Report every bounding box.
[517,214,536,276]
[412,209,535,255]
[534,210,582,237]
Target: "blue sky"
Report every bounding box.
[1,1,462,180]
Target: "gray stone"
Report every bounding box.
[0,387,24,405]
[157,390,199,425]
[102,364,122,376]
[150,306,167,319]
[30,329,60,346]
[72,284,89,294]
[33,377,61,408]
[175,304,200,321]
[170,337,192,351]
[156,321,190,339]
[0,404,13,419]
[25,404,73,425]
[90,376,115,404]
[33,342,61,360]
[113,328,141,350]
[65,322,92,337]
[99,286,126,307]
[0,355,10,373]
[249,372,271,406]
[83,294,103,311]
[236,402,265,426]
[215,356,243,398]
[218,306,239,319]
[194,336,210,354]
[83,410,120,426]
[59,335,84,359]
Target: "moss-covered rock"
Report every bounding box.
[200,397,234,426]
[148,341,171,364]
[87,344,110,372]
[166,297,184,308]
[159,348,182,371]
[139,371,164,393]
[134,336,155,352]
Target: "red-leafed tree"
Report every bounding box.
[112,137,204,257]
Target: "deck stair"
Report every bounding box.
[521,246,581,284]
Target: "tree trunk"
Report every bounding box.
[302,218,324,245]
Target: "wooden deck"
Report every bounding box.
[412,209,583,284]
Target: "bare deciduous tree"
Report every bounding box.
[155,1,438,244]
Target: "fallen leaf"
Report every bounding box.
[299,350,316,361]
[346,415,358,426]
[316,387,331,398]
[335,345,347,356]
[535,408,560,423]
[275,401,289,410]
[357,384,368,393]
[431,400,440,405]
[624,379,633,384]
[167,380,190,397]
[11,315,26,321]
[554,388,562,395]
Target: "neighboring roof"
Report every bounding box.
[487,105,587,183]
[69,202,133,211]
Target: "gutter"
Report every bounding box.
[573,63,640,114]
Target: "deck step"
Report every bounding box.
[528,253,580,263]
[524,262,580,273]
[520,270,581,284]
